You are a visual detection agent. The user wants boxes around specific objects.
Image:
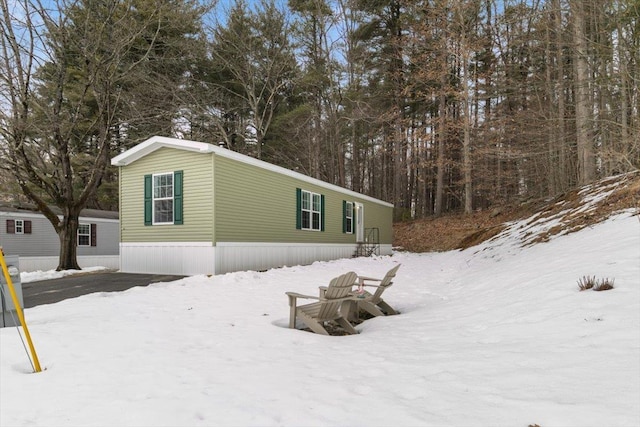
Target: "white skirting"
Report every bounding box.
[119,242,392,276]
[120,242,215,275]
[15,255,120,273]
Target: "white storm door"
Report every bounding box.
[355,202,364,243]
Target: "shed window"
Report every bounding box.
[296,188,324,231]
[78,224,91,246]
[144,171,183,226]
[77,223,97,247]
[5,219,31,234]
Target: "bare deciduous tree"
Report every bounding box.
[0,0,206,269]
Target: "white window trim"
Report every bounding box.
[152,172,174,225]
[345,201,353,234]
[355,202,364,242]
[77,223,91,247]
[15,219,24,234]
[301,190,322,231]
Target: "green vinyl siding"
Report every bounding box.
[118,144,393,246]
[119,148,213,243]
[359,200,393,244]
[213,155,392,244]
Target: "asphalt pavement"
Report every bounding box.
[20,271,185,308]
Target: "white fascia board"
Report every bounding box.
[111,135,394,208]
[110,136,216,166]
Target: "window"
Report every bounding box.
[5,219,31,234]
[144,171,183,226]
[343,201,353,234]
[296,188,324,231]
[77,224,97,247]
[78,224,91,246]
[154,173,174,224]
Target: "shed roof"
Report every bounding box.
[0,202,119,220]
[111,136,394,208]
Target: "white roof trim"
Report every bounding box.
[111,135,394,208]
[111,136,216,166]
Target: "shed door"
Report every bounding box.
[355,202,364,243]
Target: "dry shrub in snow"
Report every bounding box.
[593,278,615,291]
[577,276,615,291]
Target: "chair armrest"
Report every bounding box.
[286,292,319,329]
[285,291,319,300]
[358,276,382,283]
[363,280,394,289]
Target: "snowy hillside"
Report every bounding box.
[1,183,639,426]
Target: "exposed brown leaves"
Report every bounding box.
[393,171,640,252]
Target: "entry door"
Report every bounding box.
[355,202,364,243]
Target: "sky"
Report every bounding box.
[1,205,639,425]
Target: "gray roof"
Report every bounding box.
[0,201,119,220]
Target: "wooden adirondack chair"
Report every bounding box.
[354,264,401,317]
[286,271,358,335]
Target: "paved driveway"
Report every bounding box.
[21,272,185,308]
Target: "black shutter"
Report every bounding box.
[91,224,97,246]
[173,170,183,225]
[24,220,32,234]
[296,188,302,230]
[6,220,15,234]
[342,201,347,233]
[144,174,152,225]
[320,194,325,232]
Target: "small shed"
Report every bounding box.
[0,203,120,272]
[111,136,394,275]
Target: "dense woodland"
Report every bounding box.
[1,0,639,268]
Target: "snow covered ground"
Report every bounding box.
[19,266,111,284]
[1,210,639,427]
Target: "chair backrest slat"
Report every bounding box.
[372,264,401,299]
[318,271,357,320]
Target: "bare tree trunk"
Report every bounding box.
[545,12,558,195]
[460,36,473,214]
[394,122,404,218]
[617,13,629,171]
[571,0,595,184]
[554,0,568,190]
[435,76,447,217]
[58,213,81,270]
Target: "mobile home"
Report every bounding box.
[0,203,119,272]
[111,136,394,275]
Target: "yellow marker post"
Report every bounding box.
[0,251,42,373]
